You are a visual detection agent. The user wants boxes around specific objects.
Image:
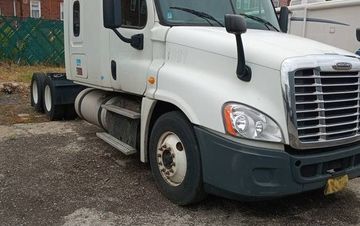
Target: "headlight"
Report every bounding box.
[223,103,283,143]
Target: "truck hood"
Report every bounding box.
[166,27,357,70]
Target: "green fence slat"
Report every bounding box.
[0,16,64,66]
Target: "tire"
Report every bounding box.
[149,111,206,205]
[42,76,65,121]
[30,73,46,112]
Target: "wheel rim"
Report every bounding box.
[44,85,52,112]
[32,81,38,104]
[156,132,187,187]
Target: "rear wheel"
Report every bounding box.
[149,111,206,205]
[30,73,46,112]
[43,76,65,120]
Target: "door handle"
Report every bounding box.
[111,60,117,80]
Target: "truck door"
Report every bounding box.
[108,0,154,95]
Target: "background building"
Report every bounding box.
[281,0,291,6]
[0,0,64,20]
[274,0,292,7]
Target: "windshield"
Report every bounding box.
[156,0,280,31]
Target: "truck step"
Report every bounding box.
[96,132,137,155]
[101,104,140,119]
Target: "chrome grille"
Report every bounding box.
[294,69,360,143]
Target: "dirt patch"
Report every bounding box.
[0,91,48,125]
[0,63,64,125]
[0,82,27,94]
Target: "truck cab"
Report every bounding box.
[51,0,360,204]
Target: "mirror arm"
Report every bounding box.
[112,28,132,43]
[111,29,144,50]
[235,34,252,82]
[279,7,290,33]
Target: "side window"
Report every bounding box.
[121,0,147,29]
[73,1,80,37]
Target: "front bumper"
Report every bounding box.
[195,127,360,200]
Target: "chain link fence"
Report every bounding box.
[0,16,64,66]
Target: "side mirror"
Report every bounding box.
[225,14,251,82]
[103,0,122,29]
[357,28,360,42]
[225,14,247,35]
[102,0,143,50]
[279,7,289,33]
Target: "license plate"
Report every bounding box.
[324,175,349,195]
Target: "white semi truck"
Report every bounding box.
[30,0,360,205]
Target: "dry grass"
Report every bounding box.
[0,63,65,84]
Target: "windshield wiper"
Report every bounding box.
[170,7,224,27]
[239,13,279,32]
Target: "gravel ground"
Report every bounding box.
[0,120,359,226]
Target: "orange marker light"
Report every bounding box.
[148,76,156,85]
[224,105,237,136]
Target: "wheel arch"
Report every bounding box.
[140,98,197,163]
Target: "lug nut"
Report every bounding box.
[176,142,184,151]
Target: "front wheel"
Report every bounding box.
[149,111,206,205]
